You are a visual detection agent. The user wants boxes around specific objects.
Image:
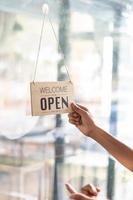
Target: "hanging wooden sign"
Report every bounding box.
[30,81,74,116]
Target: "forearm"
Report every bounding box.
[89,126,133,171]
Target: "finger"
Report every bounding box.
[69,116,81,123]
[69,119,81,126]
[69,120,81,125]
[96,187,100,192]
[81,186,97,197]
[77,105,93,119]
[72,113,80,118]
[65,183,77,194]
[81,189,96,197]
[77,104,88,112]
[81,184,98,196]
[68,115,81,122]
[68,112,80,118]
[80,190,89,196]
[71,103,87,115]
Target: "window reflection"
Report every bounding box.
[0,1,133,200]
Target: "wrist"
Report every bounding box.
[86,124,98,138]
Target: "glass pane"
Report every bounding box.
[0,1,132,200]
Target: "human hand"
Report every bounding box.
[68,103,97,137]
[65,183,100,200]
[80,184,100,198]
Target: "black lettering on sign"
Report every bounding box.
[56,97,61,109]
[40,96,69,111]
[40,86,68,94]
[48,97,54,110]
[40,98,47,110]
[62,96,68,108]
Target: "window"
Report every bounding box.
[0,1,132,200]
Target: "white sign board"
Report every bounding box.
[30,81,74,116]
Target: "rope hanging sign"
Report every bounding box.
[30,4,74,116]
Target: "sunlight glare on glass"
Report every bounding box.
[0,81,38,139]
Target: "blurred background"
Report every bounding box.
[0,0,133,199]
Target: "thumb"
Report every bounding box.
[71,103,86,115]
